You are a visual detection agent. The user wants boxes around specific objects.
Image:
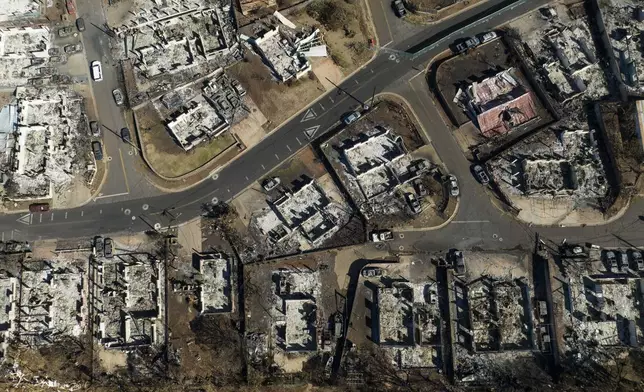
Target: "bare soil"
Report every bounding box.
[227,53,325,130]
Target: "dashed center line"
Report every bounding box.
[65,212,68,219]
[275,153,279,160]
[286,145,292,152]
[50,213,54,221]
[296,137,302,145]
[81,211,84,217]
[261,164,266,170]
[39,214,42,223]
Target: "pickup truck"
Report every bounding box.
[454,37,480,53]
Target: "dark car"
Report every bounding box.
[29,203,50,213]
[473,164,490,185]
[392,0,406,17]
[104,238,113,258]
[92,141,103,160]
[89,121,100,137]
[120,127,131,143]
[76,18,85,32]
[455,36,480,53]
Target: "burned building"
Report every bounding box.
[454,68,539,137]
[197,252,231,314]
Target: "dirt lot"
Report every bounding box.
[228,53,325,130]
[134,104,238,178]
[290,0,372,74]
[407,0,485,24]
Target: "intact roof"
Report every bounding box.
[476,92,537,137]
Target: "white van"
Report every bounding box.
[91,60,103,81]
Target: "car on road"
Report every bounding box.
[112,89,124,106]
[89,121,100,137]
[64,43,83,54]
[92,141,103,160]
[90,60,103,82]
[454,36,480,53]
[361,267,384,278]
[262,176,281,191]
[447,174,459,197]
[412,178,427,197]
[342,111,361,125]
[104,238,114,258]
[29,203,50,213]
[392,0,406,17]
[370,229,394,242]
[58,26,75,38]
[478,31,498,43]
[94,236,104,257]
[405,192,421,214]
[76,18,85,32]
[473,164,490,185]
[121,127,131,143]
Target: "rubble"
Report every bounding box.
[512,4,609,104]
[239,0,276,15]
[0,26,52,88]
[1,0,42,22]
[157,69,247,150]
[113,0,242,108]
[454,68,539,137]
[488,127,609,200]
[197,252,231,314]
[599,0,644,95]
[323,124,434,220]
[243,14,327,82]
[1,87,92,199]
[91,253,166,349]
[248,175,352,255]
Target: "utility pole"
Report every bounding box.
[325,77,370,110]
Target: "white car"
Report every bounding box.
[479,31,498,43]
[91,60,103,82]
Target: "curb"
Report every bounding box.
[394,197,461,232]
[129,0,381,192]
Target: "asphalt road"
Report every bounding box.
[75,0,160,202]
[3,0,641,251]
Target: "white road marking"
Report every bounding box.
[304,125,321,139]
[81,211,84,217]
[451,220,490,224]
[2,233,4,241]
[296,137,302,145]
[275,153,279,160]
[286,144,292,152]
[382,40,393,48]
[319,102,325,110]
[50,213,54,221]
[354,80,359,85]
[261,164,266,170]
[245,176,249,181]
[39,214,42,223]
[301,108,317,122]
[100,209,103,214]
[329,97,334,103]
[95,191,129,200]
[227,188,231,193]
[65,212,68,219]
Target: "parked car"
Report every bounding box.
[342,111,361,125]
[262,176,281,191]
[450,249,465,276]
[75,18,85,32]
[94,236,104,257]
[454,36,480,53]
[120,127,131,143]
[64,43,82,54]
[605,250,618,271]
[405,192,421,214]
[58,26,75,38]
[112,89,124,105]
[392,0,406,17]
[92,140,103,160]
[473,164,490,185]
[89,121,100,137]
[413,178,427,197]
[631,251,644,271]
[361,267,384,278]
[448,174,460,197]
[90,60,103,81]
[479,31,498,43]
[48,47,61,56]
[104,238,114,258]
[370,230,394,242]
[29,203,50,212]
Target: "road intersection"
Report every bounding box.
[3,0,641,252]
